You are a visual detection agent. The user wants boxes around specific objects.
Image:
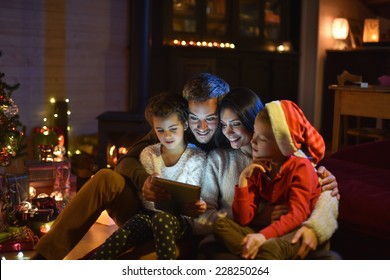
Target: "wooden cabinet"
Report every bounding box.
[99,0,300,167]
[149,46,299,104]
[128,0,300,112]
[148,0,300,103]
[155,0,299,51]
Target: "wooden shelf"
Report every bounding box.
[346,127,390,140]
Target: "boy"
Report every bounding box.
[213,100,338,259]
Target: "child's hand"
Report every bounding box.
[238,163,268,187]
[241,233,266,259]
[142,174,170,202]
[185,200,207,218]
[195,199,207,214]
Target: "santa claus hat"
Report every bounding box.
[265,100,325,164]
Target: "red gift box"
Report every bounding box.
[0,227,39,253]
[0,238,38,252]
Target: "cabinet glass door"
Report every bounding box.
[264,0,281,41]
[172,0,198,33]
[164,0,292,50]
[206,0,227,37]
[238,0,261,38]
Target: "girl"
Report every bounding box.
[90,92,207,260]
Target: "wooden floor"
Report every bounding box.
[64,222,119,260]
[1,216,119,260]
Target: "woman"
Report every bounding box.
[196,87,339,259]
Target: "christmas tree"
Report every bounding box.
[0,52,26,166]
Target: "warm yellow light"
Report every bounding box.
[109,145,116,156]
[42,126,49,135]
[363,19,379,43]
[277,45,285,52]
[168,38,235,49]
[40,223,51,234]
[29,186,37,199]
[50,190,63,201]
[332,18,349,40]
[118,147,128,155]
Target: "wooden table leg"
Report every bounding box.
[332,90,341,154]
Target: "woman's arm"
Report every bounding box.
[192,151,223,235]
[301,166,339,244]
[301,190,339,244]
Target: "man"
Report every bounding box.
[32,73,338,259]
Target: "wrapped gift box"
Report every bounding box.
[3,174,29,206]
[32,197,56,210]
[0,226,39,253]
[26,159,76,195]
[15,209,55,222]
[0,238,37,252]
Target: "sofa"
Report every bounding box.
[117,139,390,260]
[82,139,390,260]
[318,139,390,259]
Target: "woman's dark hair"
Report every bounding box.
[215,87,264,146]
[144,92,188,127]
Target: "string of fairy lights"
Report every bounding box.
[165,39,292,53]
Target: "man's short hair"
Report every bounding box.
[182,72,230,103]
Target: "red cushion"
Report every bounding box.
[319,156,390,240]
[329,138,390,170]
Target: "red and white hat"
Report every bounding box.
[265,100,325,164]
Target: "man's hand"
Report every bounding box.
[241,233,266,259]
[291,226,318,259]
[271,204,290,222]
[142,175,170,202]
[317,166,340,200]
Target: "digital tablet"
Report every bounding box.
[151,177,201,216]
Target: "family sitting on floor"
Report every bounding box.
[32,73,339,260]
